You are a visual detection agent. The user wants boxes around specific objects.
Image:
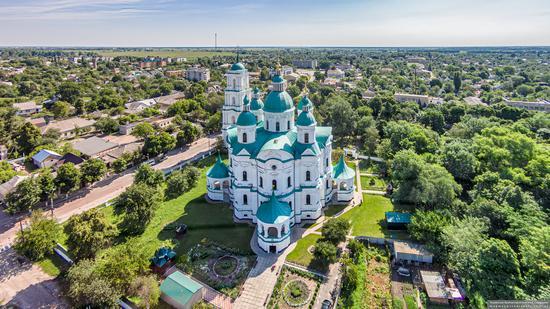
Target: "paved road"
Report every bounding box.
[0,136,217,307]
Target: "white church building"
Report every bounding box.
[207,62,355,253]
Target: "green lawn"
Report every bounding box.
[338,194,410,239]
[360,175,386,191]
[37,253,67,277]
[323,204,348,217]
[38,156,254,275]
[286,234,321,269]
[93,50,234,59]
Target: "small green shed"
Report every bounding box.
[160,270,205,309]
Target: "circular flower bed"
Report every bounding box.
[212,255,239,277]
[283,279,311,307]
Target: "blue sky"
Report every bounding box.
[1,0,549,46]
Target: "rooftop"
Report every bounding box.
[160,271,203,306]
[41,117,96,134]
[393,241,433,257]
[72,136,118,157]
[13,101,41,111]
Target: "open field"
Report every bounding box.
[338,194,411,239]
[92,50,234,59]
[38,156,254,275]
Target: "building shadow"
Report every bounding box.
[0,247,32,282]
[6,278,70,308]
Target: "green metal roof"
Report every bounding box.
[256,192,292,224]
[264,90,294,113]
[297,96,313,110]
[237,111,257,126]
[272,75,285,83]
[160,271,203,306]
[250,98,264,111]
[230,62,245,71]
[296,110,316,126]
[207,154,229,179]
[253,87,260,94]
[332,155,355,180]
[227,124,332,159]
[150,247,176,268]
[385,212,411,224]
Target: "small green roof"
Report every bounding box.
[297,96,313,110]
[207,154,229,179]
[296,109,316,126]
[230,62,245,71]
[253,87,260,94]
[264,90,294,113]
[160,271,203,306]
[256,192,292,224]
[332,155,355,180]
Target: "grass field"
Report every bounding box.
[38,156,254,275]
[360,175,386,191]
[93,50,234,59]
[338,194,410,239]
[285,233,321,270]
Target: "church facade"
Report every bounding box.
[207,62,355,253]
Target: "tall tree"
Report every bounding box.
[134,164,164,188]
[80,158,107,185]
[13,211,61,261]
[114,183,160,235]
[64,208,117,260]
[55,163,81,194]
[5,177,42,214]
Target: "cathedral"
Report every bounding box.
[206,61,355,253]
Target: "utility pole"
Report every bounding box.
[215,33,217,50]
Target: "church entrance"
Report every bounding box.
[269,245,276,253]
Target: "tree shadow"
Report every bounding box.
[0,247,32,282]
[5,278,70,308]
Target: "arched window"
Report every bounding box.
[306,171,311,181]
[260,177,263,188]
[287,120,290,129]
[276,122,280,132]
[243,194,248,205]
[326,158,329,167]
[232,79,236,89]
[306,194,311,205]
[242,132,247,143]
[304,133,309,143]
[272,179,277,190]
[326,179,329,189]
[287,176,291,188]
[243,171,247,181]
[232,97,236,105]
[267,227,278,238]
[231,116,236,124]
[266,121,270,130]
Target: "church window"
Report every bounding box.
[326,158,329,167]
[266,121,270,130]
[232,97,236,105]
[272,179,277,190]
[231,116,235,124]
[304,133,309,143]
[287,176,291,188]
[306,171,311,181]
[287,120,290,129]
[260,177,263,188]
[243,194,248,205]
[232,79,236,89]
[243,171,247,181]
[276,122,280,132]
[326,179,329,189]
[242,132,247,143]
[306,194,311,205]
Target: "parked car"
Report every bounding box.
[321,299,332,309]
[397,267,411,277]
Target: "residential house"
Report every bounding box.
[53,153,84,170]
[13,101,43,116]
[41,117,96,139]
[155,92,186,113]
[393,241,433,264]
[100,142,142,166]
[32,149,62,168]
[420,271,465,305]
[124,99,157,114]
[149,116,174,129]
[326,68,345,79]
[72,136,118,158]
[27,117,48,128]
[0,175,28,204]
[504,99,549,112]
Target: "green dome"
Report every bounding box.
[272,75,284,83]
[236,110,257,126]
[297,96,313,110]
[332,155,356,180]
[296,110,316,126]
[256,192,292,224]
[230,62,245,71]
[251,97,264,111]
[207,154,229,179]
[264,91,294,113]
